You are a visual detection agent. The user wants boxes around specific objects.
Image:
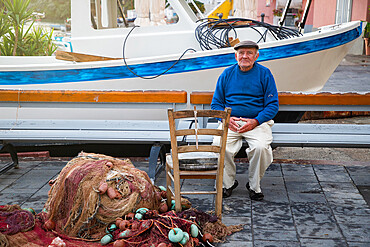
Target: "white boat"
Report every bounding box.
[0,0,364,121]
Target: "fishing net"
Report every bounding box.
[100,208,242,246]
[0,205,35,235]
[42,152,161,240]
[1,152,242,246]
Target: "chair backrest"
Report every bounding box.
[167,108,231,171]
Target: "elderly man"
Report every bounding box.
[211,40,279,201]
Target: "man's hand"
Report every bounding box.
[229,117,259,133]
[238,118,258,133]
[228,117,240,132]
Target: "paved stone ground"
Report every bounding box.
[321,54,369,93]
[0,157,369,247]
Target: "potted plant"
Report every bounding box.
[364,22,370,55]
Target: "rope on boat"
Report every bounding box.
[195,18,303,50]
[122,25,196,79]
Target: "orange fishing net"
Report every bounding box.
[1,152,242,246]
[43,152,161,240]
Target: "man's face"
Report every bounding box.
[235,47,259,71]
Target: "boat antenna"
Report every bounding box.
[122,25,196,79]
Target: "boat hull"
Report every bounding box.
[0,21,364,121]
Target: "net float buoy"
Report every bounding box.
[180,232,189,245]
[98,182,108,194]
[100,234,113,245]
[113,239,126,247]
[126,212,135,220]
[168,228,184,243]
[119,220,131,231]
[44,219,56,230]
[190,224,199,238]
[202,233,213,243]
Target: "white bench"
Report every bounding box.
[188,91,370,147]
[0,90,188,180]
[1,90,369,181]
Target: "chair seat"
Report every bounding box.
[166,152,219,171]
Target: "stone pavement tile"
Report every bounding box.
[253,229,298,241]
[330,204,370,216]
[284,175,318,183]
[346,166,370,176]
[0,166,35,179]
[288,192,327,204]
[350,176,370,186]
[224,223,252,242]
[261,176,285,187]
[357,185,370,206]
[222,216,251,228]
[252,202,295,230]
[223,197,251,217]
[232,173,249,196]
[7,169,60,189]
[313,165,352,182]
[217,241,252,247]
[300,238,347,247]
[285,182,322,193]
[263,163,282,177]
[325,193,367,207]
[236,162,249,174]
[21,188,49,213]
[262,188,289,204]
[36,161,67,170]
[291,203,336,224]
[339,224,370,242]
[181,179,215,191]
[253,240,300,247]
[183,194,214,213]
[281,164,315,176]
[295,222,343,239]
[348,242,370,247]
[0,178,17,191]
[222,216,252,243]
[335,214,370,225]
[325,191,365,202]
[320,182,358,193]
[0,192,34,205]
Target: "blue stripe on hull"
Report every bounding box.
[0,24,362,86]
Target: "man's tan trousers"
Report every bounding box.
[213,120,274,193]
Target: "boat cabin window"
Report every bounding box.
[90,0,179,29]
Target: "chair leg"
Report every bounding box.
[215,175,223,219]
[173,170,182,213]
[165,162,172,209]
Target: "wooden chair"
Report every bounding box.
[165,107,231,218]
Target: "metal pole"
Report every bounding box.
[279,0,292,27]
[298,0,313,33]
[261,13,265,23]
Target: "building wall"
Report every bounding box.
[256,0,369,27]
[312,0,337,28]
[257,0,275,24]
[351,0,370,22]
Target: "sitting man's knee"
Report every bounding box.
[248,142,270,153]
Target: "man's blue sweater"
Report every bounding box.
[211,62,279,125]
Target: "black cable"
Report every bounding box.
[195,18,302,51]
[122,25,196,79]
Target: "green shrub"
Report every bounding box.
[364,22,370,39]
[0,0,57,56]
